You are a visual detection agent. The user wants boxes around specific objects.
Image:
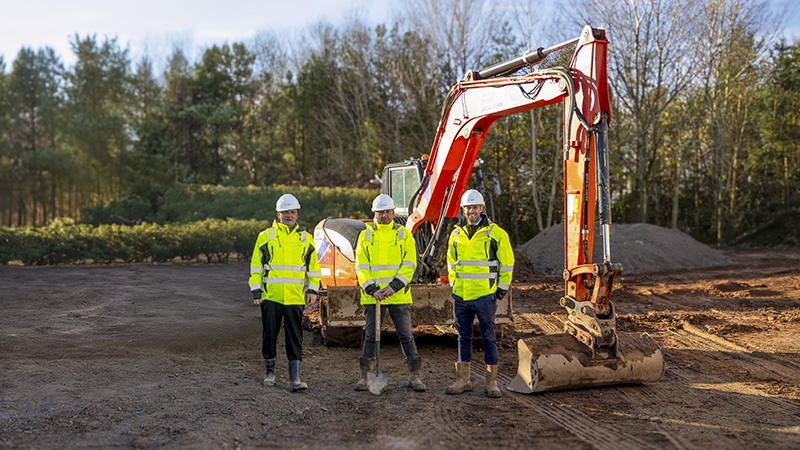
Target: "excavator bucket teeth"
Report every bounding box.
[507,332,664,394]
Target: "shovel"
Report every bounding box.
[367,296,388,395]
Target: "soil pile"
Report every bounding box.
[512,250,537,282]
[518,222,731,275]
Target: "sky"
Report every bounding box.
[1,0,799,71]
[0,0,395,69]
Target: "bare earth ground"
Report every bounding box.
[1,248,800,449]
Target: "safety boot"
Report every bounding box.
[486,364,502,398]
[406,357,426,392]
[445,362,472,395]
[288,360,308,392]
[262,358,276,386]
[354,358,374,391]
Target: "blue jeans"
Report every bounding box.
[362,304,419,361]
[453,293,498,365]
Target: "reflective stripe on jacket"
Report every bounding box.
[355,221,417,305]
[249,220,321,305]
[447,216,514,301]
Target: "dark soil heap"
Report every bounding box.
[518,223,732,276]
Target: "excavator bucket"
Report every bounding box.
[507,331,664,394]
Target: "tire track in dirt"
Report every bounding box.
[423,402,531,450]
[614,372,800,437]
[675,323,800,383]
[614,382,682,408]
[492,369,658,450]
[665,324,800,419]
[429,404,466,445]
[388,402,465,449]
[602,322,800,437]
[516,313,564,335]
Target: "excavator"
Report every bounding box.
[313,26,664,392]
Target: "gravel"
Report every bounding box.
[517,222,732,275]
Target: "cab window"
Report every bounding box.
[389,166,421,215]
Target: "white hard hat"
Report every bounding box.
[276,193,301,212]
[371,194,396,212]
[460,189,485,207]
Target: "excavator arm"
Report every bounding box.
[407,26,618,345]
[408,36,579,283]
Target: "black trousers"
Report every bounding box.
[261,300,303,361]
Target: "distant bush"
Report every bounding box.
[82,195,160,225]
[0,218,269,265]
[158,184,379,227]
[733,209,800,247]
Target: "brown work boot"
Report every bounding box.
[486,364,502,398]
[407,357,426,392]
[445,362,472,395]
[354,358,374,391]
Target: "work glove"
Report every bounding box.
[495,288,507,300]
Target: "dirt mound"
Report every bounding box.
[518,222,732,275]
[512,250,537,282]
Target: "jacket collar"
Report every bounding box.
[457,214,491,229]
[272,219,301,234]
[371,220,396,231]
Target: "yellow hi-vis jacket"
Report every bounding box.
[447,216,514,301]
[249,220,321,305]
[355,221,417,305]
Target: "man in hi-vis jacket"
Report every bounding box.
[445,189,514,398]
[249,193,320,392]
[354,194,425,392]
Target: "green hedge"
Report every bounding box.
[0,218,270,265]
[3,185,381,265]
[159,184,379,226]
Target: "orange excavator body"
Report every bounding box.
[314,26,664,392]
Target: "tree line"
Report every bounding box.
[0,0,797,246]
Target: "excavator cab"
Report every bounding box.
[315,158,428,293]
[380,159,426,218]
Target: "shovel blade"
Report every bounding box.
[366,371,388,395]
